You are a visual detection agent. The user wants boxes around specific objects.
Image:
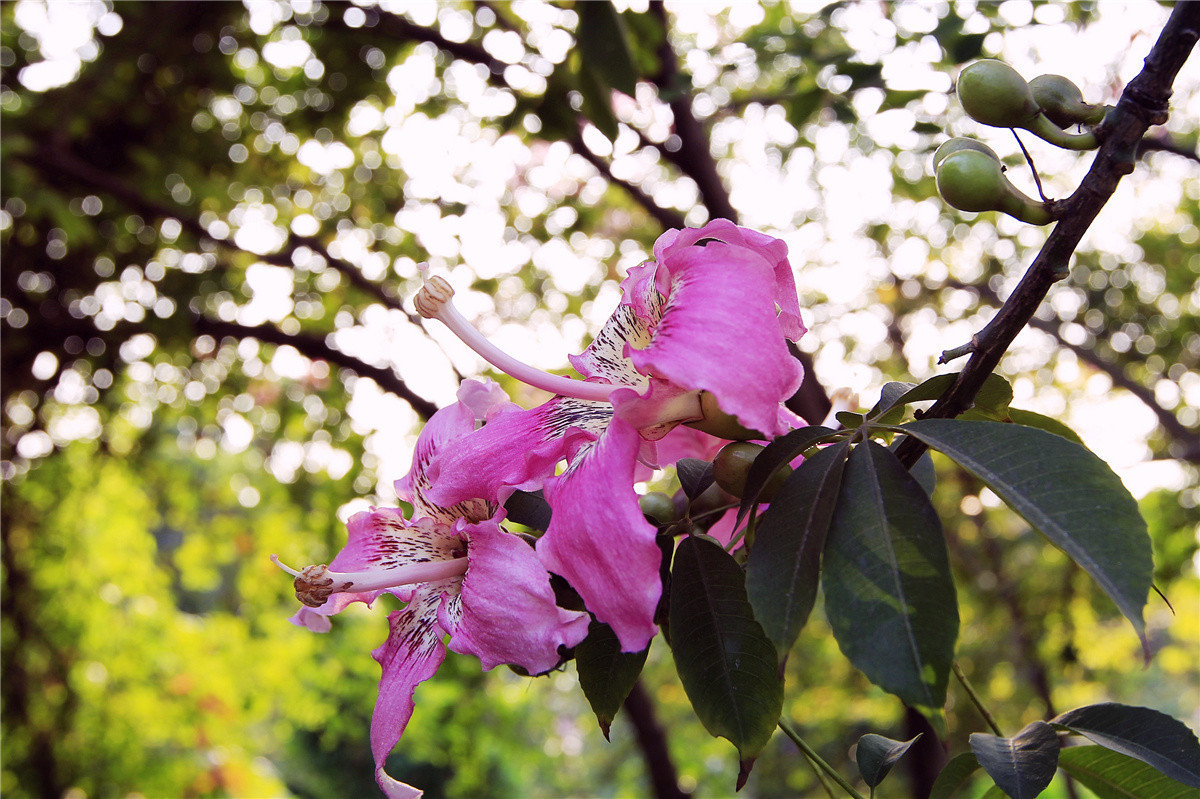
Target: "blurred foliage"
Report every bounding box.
[2,1,1197,798]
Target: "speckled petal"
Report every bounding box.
[629,242,802,438]
[396,381,505,525]
[438,521,591,673]
[424,396,613,509]
[538,414,661,652]
[568,301,655,388]
[371,585,449,799]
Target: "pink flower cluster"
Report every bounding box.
[276,220,807,798]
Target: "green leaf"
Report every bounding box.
[969,721,1060,799]
[898,419,1152,652]
[1006,408,1086,445]
[930,752,982,799]
[856,733,922,792]
[746,442,850,657]
[575,61,621,140]
[823,442,958,715]
[1058,746,1200,798]
[867,373,1012,420]
[575,620,650,740]
[735,425,839,528]
[576,2,639,96]
[668,535,783,762]
[677,458,715,500]
[1051,703,1200,788]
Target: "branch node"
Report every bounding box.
[938,341,976,364]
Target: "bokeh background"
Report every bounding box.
[2,1,1197,797]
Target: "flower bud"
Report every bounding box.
[957,60,1099,151]
[639,491,678,524]
[932,137,1001,173]
[957,60,1041,129]
[713,441,792,501]
[1029,74,1109,128]
[935,149,1052,225]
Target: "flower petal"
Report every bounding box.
[370,585,449,799]
[539,414,661,652]
[628,242,802,438]
[424,397,613,510]
[568,301,655,388]
[654,220,805,341]
[438,521,591,673]
[303,510,464,618]
[396,383,502,524]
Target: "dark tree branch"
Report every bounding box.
[935,277,1200,463]
[622,680,692,799]
[21,146,412,317]
[1138,132,1200,163]
[193,316,439,420]
[568,132,687,231]
[648,2,739,223]
[896,3,1200,466]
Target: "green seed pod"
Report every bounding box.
[712,441,793,501]
[932,137,1001,172]
[936,149,1052,225]
[638,491,677,524]
[957,59,1041,128]
[1029,73,1109,127]
[685,391,763,441]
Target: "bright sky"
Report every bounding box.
[9,0,1198,510]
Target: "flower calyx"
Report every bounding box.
[957,59,1098,151]
[935,147,1053,225]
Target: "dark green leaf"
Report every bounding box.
[1006,408,1086,445]
[867,381,919,419]
[1058,745,1199,798]
[576,2,639,96]
[735,425,839,527]
[823,442,958,715]
[930,752,982,799]
[899,419,1152,652]
[889,436,937,496]
[668,535,783,761]
[836,410,865,428]
[970,721,1060,799]
[1051,703,1200,787]
[576,62,621,140]
[575,620,650,740]
[677,458,715,500]
[856,733,922,792]
[503,489,552,531]
[747,442,850,656]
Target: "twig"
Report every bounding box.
[952,662,1004,737]
[1011,129,1048,202]
[896,3,1200,467]
[778,718,868,799]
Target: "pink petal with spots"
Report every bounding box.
[539,414,662,652]
[438,521,591,673]
[370,585,449,799]
[424,397,613,510]
[628,243,802,439]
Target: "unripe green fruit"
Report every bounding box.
[638,491,677,524]
[687,482,736,529]
[685,391,763,441]
[932,137,1001,173]
[712,441,792,501]
[936,149,1052,225]
[1029,74,1108,128]
[957,60,1099,150]
[957,59,1041,128]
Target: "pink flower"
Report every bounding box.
[418,220,806,653]
[274,379,590,799]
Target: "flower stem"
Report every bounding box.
[778,718,867,799]
[953,661,1004,736]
